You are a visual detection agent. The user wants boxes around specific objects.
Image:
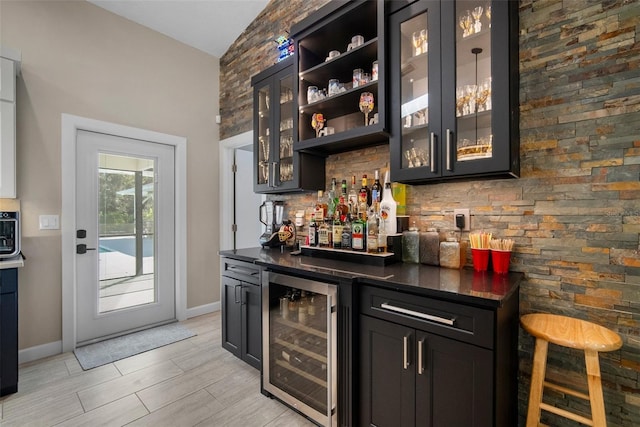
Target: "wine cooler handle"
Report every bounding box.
[381,302,455,326]
[446,129,453,171]
[430,132,436,173]
[234,284,241,304]
[403,335,409,370]
[418,339,424,375]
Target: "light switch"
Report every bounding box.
[39,214,60,230]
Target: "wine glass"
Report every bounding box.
[459,11,473,37]
[420,29,428,54]
[472,6,483,34]
[359,92,374,126]
[486,4,492,28]
[412,31,422,56]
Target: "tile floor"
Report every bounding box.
[0,312,316,427]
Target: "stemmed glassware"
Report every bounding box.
[420,29,428,54]
[459,11,473,38]
[412,31,422,56]
[472,6,483,33]
[359,92,374,126]
[486,4,492,28]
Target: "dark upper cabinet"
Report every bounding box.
[291,0,388,154]
[389,0,519,183]
[251,58,325,194]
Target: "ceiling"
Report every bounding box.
[88,0,269,58]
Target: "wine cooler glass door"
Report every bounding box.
[262,272,338,427]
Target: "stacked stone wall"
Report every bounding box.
[220,1,640,424]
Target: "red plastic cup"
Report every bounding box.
[471,248,490,272]
[491,250,511,274]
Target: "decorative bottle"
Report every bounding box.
[379,175,397,235]
[419,227,440,265]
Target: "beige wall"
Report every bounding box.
[1,1,220,350]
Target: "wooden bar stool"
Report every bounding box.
[521,313,622,427]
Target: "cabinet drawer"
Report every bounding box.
[221,258,261,285]
[360,285,494,349]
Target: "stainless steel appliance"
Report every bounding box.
[259,200,284,247]
[262,271,338,426]
[0,212,20,259]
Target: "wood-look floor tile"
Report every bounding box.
[56,394,148,427]
[127,389,225,427]
[2,364,121,417]
[0,390,84,427]
[195,391,289,427]
[113,338,196,376]
[136,357,234,412]
[263,411,318,427]
[78,359,184,411]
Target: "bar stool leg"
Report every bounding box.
[527,338,549,427]
[585,349,607,426]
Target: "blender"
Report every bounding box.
[259,201,285,247]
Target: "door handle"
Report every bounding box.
[403,335,410,370]
[429,132,436,173]
[418,338,425,375]
[446,129,453,171]
[76,244,96,254]
[76,229,87,239]
[234,284,241,304]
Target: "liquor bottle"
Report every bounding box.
[332,212,343,249]
[314,190,328,222]
[327,178,338,219]
[377,210,387,253]
[352,213,366,251]
[298,291,308,325]
[379,180,397,235]
[348,175,358,215]
[341,213,352,249]
[371,169,382,204]
[336,185,349,221]
[367,202,379,254]
[359,174,372,206]
[308,215,318,246]
[318,218,333,248]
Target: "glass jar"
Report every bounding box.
[353,69,363,88]
[440,236,460,269]
[419,228,440,265]
[307,86,318,104]
[402,223,419,263]
[372,60,379,81]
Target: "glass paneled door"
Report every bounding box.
[76,130,175,345]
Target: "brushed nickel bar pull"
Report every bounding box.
[446,129,453,171]
[234,284,241,304]
[403,335,409,370]
[430,132,436,173]
[418,339,424,375]
[381,302,455,326]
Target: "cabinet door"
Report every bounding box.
[241,282,262,369]
[389,0,442,182]
[221,276,242,358]
[0,268,18,397]
[415,331,493,427]
[441,0,517,178]
[359,315,415,427]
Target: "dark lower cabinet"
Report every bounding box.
[360,315,492,427]
[0,268,19,397]
[358,284,518,427]
[221,258,262,370]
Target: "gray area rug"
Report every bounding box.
[74,323,196,370]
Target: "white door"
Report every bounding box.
[235,147,264,249]
[75,130,175,344]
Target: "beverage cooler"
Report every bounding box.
[262,271,338,426]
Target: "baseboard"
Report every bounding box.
[186,301,220,319]
[19,340,63,364]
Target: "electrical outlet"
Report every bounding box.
[453,208,470,231]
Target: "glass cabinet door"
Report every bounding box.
[256,83,271,187]
[278,74,294,186]
[389,1,442,182]
[453,1,493,166]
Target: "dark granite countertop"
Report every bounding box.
[220,247,522,309]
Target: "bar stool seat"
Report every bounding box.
[521,313,622,427]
